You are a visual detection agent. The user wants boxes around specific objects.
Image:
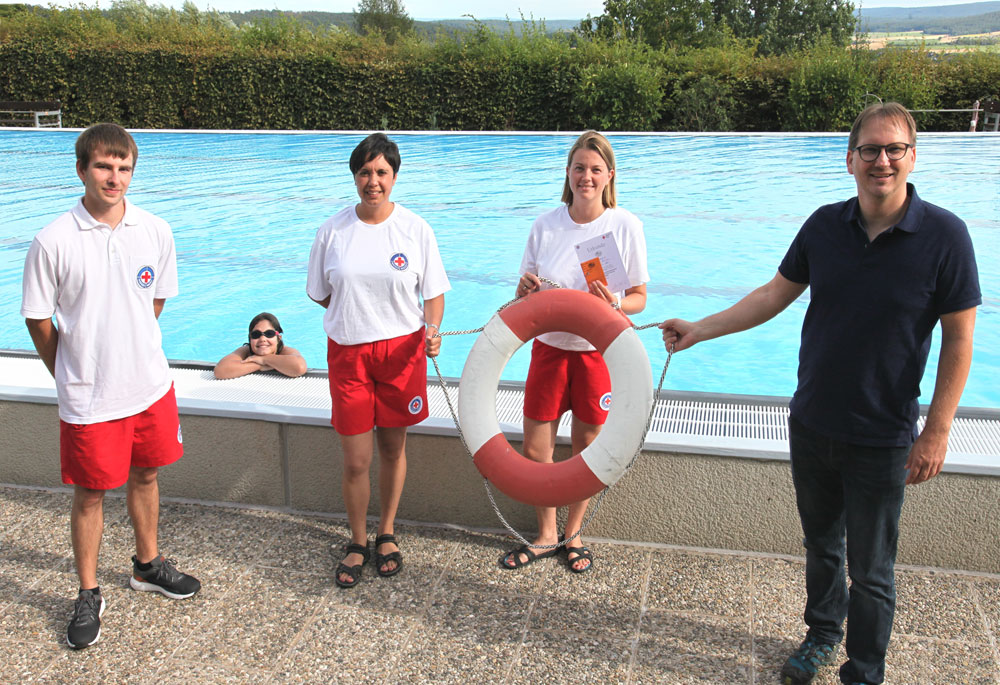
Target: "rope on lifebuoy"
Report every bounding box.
[457,288,654,508]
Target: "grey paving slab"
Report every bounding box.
[423,587,533,635]
[0,496,78,574]
[646,550,752,618]
[0,545,72,618]
[884,634,1000,684]
[396,623,520,682]
[973,577,1000,663]
[34,627,176,684]
[895,569,991,641]
[154,659,271,685]
[2,486,998,685]
[270,603,415,683]
[512,630,633,683]
[633,614,751,683]
[530,543,648,637]
[0,488,73,521]
[0,641,63,684]
[241,512,349,574]
[0,567,80,646]
[750,556,808,639]
[181,566,331,672]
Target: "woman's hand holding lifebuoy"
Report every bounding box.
[516,272,542,298]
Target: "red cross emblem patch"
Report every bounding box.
[389,253,409,271]
[136,265,155,288]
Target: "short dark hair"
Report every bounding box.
[848,102,916,151]
[75,123,138,168]
[248,312,284,353]
[349,133,400,175]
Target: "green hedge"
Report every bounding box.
[1,38,998,131]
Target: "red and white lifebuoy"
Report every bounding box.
[458,288,653,508]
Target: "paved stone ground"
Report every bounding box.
[1,486,998,684]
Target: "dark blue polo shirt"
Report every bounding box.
[778,184,981,447]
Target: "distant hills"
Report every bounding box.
[224,10,580,37]
[857,1,1000,33]
[859,1,1000,19]
[222,3,1000,38]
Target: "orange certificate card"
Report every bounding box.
[580,258,607,286]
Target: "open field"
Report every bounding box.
[865,29,1000,51]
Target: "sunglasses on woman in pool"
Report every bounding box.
[250,329,278,339]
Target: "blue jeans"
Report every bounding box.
[788,417,910,685]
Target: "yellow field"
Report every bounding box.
[863,30,1000,52]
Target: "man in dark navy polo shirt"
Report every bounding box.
[659,102,980,685]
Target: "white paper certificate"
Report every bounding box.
[574,232,630,293]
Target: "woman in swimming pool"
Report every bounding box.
[213,312,307,379]
[500,130,649,574]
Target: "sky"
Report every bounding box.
[5,0,995,21]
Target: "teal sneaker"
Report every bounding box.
[781,637,839,684]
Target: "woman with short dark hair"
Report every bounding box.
[307,133,450,588]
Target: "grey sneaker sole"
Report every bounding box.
[129,576,198,599]
[66,595,105,649]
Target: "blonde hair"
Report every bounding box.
[561,130,617,208]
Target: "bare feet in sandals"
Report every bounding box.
[562,535,593,573]
[336,542,370,588]
[499,538,560,569]
[374,533,403,577]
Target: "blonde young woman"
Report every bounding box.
[501,131,649,573]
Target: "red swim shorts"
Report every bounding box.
[523,340,612,426]
[60,384,184,491]
[326,328,429,436]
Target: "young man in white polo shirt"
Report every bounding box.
[21,123,200,650]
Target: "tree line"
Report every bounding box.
[0,1,997,132]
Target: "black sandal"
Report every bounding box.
[498,543,559,569]
[374,533,403,577]
[335,541,370,588]
[560,534,593,574]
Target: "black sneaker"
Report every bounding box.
[66,589,105,649]
[781,637,839,684]
[129,555,201,599]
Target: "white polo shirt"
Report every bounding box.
[306,203,451,345]
[21,199,178,424]
[520,205,649,351]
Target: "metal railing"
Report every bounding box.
[909,100,999,132]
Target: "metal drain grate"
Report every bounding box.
[3,352,998,474]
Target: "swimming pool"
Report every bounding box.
[1,130,997,407]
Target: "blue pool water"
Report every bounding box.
[1,130,997,407]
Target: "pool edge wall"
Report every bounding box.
[2,399,997,574]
